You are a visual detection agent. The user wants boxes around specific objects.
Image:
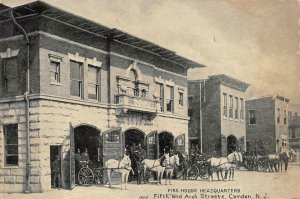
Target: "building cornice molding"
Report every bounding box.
[209,74,249,92]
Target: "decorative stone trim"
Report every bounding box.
[126,60,142,81]
[0,48,20,59]
[68,52,85,63]
[86,57,102,68]
[48,54,63,62]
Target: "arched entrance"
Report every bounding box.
[124,128,145,181]
[158,131,174,157]
[124,128,145,150]
[74,125,102,183]
[227,135,237,154]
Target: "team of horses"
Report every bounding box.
[243,148,296,172]
[104,148,296,190]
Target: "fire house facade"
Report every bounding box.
[0,1,204,192]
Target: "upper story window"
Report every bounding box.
[240,98,244,120]
[229,95,233,118]
[129,69,139,97]
[49,55,62,84]
[4,124,18,166]
[141,89,147,98]
[70,61,83,98]
[283,110,287,125]
[50,61,60,83]
[249,110,256,125]
[277,108,280,124]
[88,65,99,100]
[223,93,227,117]
[235,97,239,119]
[157,83,164,112]
[3,58,18,94]
[179,92,184,106]
[166,85,174,113]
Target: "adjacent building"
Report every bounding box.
[289,113,300,161]
[188,74,249,156]
[0,1,205,192]
[246,96,289,154]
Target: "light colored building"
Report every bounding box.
[188,74,249,156]
[246,96,289,154]
[0,1,205,192]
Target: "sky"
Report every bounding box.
[2,0,300,112]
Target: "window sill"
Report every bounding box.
[1,165,19,169]
[50,82,61,86]
[223,116,228,120]
[178,105,184,109]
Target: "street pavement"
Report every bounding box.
[1,164,299,199]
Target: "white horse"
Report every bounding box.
[105,154,133,190]
[164,154,180,185]
[207,151,243,181]
[142,154,170,185]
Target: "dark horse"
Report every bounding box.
[176,152,192,180]
[130,150,145,184]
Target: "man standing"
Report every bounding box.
[51,154,61,189]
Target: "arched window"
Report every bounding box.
[129,69,137,81]
[129,69,139,96]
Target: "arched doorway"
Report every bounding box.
[158,131,174,157]
[227,135,237,154]
[124,128,145,181]
[124,128,145,150]
[74,125,102,182]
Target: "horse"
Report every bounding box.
[164,154,180,185]
[105,153,133,190]
[131,150,145,184]
[142,154,170,185]
[207,151,243,181]
[175,152,190,180]
[278,148,297,172]
[264,154,280,172]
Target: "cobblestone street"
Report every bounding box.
[1,164,299,199]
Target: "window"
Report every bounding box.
[235,97,239,119]
[70,61,83,98]
[4,124,18,166]
[50,61,60,83]
[158,83,164,112]
[148,134,156,144]
[277,108,280,123]
[129,69,139,97]
[141,89,146,98]
[223,93,227,117]
[229,95,233,118]
[88,65,99,100]
[177,136,184,146]
[166,85,174,112]
[179,92,184,106]
[105,131,120,143]
[3,58,18,94]
[240,98,244,120]
[290,129,295,139]
[249,110,256,125]
[284,110,287,125]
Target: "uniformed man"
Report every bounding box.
[51,154,61,189]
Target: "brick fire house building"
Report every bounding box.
[0,1,205,192]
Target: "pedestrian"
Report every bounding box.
[51,154,61,189]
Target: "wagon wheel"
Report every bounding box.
[94,169,108,185]
[187,165,199,180]
[198,164,209,180]
[258,161,268,172]
[78,167,94,185]
[175,169,183,179]
[100,169,108,185]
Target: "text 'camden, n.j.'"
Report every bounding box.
[145,188,270,199]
